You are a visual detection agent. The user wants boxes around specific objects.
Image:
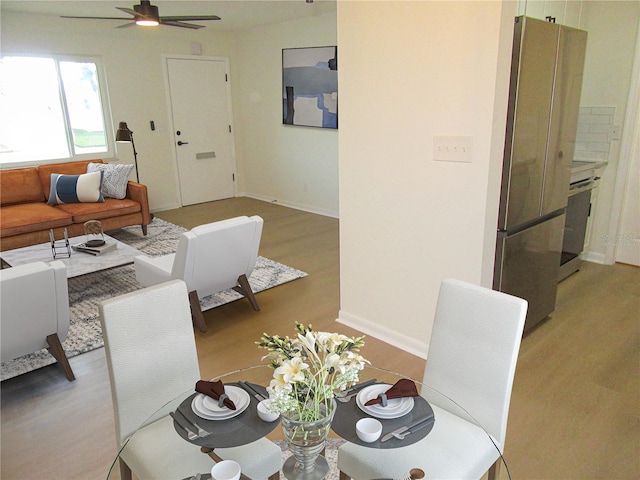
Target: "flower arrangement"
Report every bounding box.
[257,322,368,422]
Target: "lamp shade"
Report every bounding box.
[115,122,132,142]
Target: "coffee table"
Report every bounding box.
[1,234,143,278]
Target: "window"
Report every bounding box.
[0,55,113,166]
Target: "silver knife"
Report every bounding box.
[239,381,267,401]
[380,413,435,442]
[391,417,435,440]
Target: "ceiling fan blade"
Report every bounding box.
[160,15,221,21]
[160,20,205,29]
[116,7,143,18]
[116,22,137,28]
[60,15,134,20]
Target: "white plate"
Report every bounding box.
[356,384,415,419]
[192,392,249,420]
[192,386,250,420]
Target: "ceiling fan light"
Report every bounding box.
[134,1,159,26]
[135,18,159,26]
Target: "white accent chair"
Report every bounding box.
[134,215,264,333]
[337,279,528,480]
[0,260,75,381]
[99,279,281,480]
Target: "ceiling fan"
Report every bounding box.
[60,1,221,29]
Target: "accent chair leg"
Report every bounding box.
[45,333,75,381]
[232,274,260,311]
[488,460,501,480]
[339,472,350,480]
[118,457,133,480]
[141,224,148,235]
[188,290,207,333]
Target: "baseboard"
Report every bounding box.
[243,193,339,219]
[581,251,608,264]
[336,310,429,360]
[150,201,182,213]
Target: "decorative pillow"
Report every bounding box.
[87,163,134,199]
[47,171,104,205]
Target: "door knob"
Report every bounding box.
[177,141,189,146]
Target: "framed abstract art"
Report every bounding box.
[282,46,338,129]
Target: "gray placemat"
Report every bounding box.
[332,384,435,449]
[174,382,279,449]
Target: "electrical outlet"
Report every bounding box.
[433,136,473,163]
[610,124,622,141]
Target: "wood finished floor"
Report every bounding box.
[0,197,638,480]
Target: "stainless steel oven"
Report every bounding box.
[559,162,600,281]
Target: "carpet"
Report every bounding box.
[1,218,307,381]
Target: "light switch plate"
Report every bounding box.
[434,136,473,163]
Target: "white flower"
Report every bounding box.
[274,356,308,384]
[258,323,367,421]
[323,352,341,370]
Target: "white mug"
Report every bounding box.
[211,460,241,480]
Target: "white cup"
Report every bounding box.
[257,399,279,422]
[356,417,382,443]
[211,460,241,480]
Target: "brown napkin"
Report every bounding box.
[195,380,237,410]
[364,379,419,407]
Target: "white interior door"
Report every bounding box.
[166,57,235,206]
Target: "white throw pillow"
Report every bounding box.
[87,163,134,199]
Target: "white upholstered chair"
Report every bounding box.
[134,215,264,333]
[0,260,75,381]
[99,279,281,480]
[337,279,528,480]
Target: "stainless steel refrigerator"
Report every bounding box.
[493,16,587,333]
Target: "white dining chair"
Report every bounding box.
[99,279,281,480]
[0,260,75,381]
[134,215,264,333]
[337,278,528,480]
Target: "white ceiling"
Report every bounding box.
[1,0,337,32]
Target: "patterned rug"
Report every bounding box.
[1,218,307,381]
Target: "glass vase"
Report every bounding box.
[280,400,336,480]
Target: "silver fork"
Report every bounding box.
[336,379,377,402]
[169,412,199,440]
[176,408,209,437]
[336,391,361,403]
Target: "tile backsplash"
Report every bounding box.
[574,106,616,162]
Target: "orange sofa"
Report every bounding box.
[0,159,151,252]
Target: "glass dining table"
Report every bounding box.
[106,365,510,480]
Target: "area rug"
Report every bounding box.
[1,218,307,381]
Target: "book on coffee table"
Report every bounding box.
[72,241,117,256]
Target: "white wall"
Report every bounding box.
[231,13,339,218]
[336,1,516,357]
[577,2,640,264]
[0,11,236,212]
[1,10,339,217]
